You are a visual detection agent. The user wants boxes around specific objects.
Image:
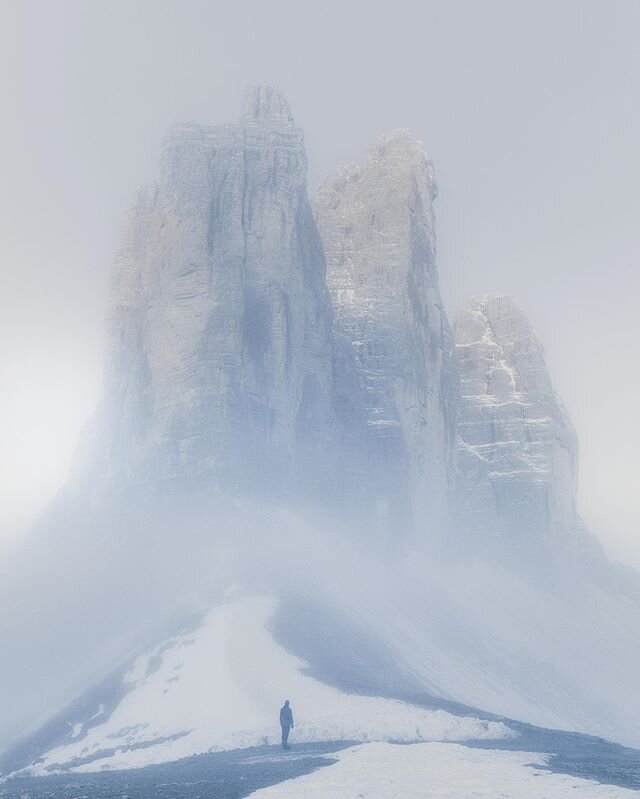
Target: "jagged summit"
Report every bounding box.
[72,85,334,503]
[314,132,455,545]
[359,129,431,172]
[317,129,436,204]
[458,292,520,311]
[62,87,612,568]
[366,128,429,158]
[454,293,582,565]
[457,294,537,340]
[455,293,561,417]
[240,84,295,127]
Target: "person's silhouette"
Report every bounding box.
[279,699,294,749]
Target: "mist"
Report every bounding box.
[1,2,640,792]
[1,0,639,567]
[2,488,639,762]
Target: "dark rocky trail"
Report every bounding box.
[0,742,354,799]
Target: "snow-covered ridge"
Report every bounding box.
[15,596,513,776]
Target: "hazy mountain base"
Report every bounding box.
[2,595,512,776]
[3,513,640,779]
[3,688,640,796]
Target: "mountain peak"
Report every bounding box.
[365,129,437,199]
[368,128,426,159]
[455,295,538,355]
[241,84,294,127]
[459,294,522,320]
[454,292,580,565]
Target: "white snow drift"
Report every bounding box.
[23,596,512,774]
[248,741,640,799]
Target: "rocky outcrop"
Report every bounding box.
[68,86,606,565]
[454,295,593,565]
[4,86,640,770]
[72,86,337,501]
[314,131,458,544]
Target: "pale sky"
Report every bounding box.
[1,0,638,566]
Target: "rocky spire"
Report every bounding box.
[72,87,336,501]
[454,295,586,565]
[315,130,457,546]
[240,84,295,127]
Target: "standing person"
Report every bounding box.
[279,699,294,749]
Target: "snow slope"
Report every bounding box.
[248,741,640,798]
[310,548,640,749]
[19,596,511,775]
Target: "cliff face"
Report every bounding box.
[76,111,460,538]
[454,295,588,564]
[314,131,458,543]
[73,86,337,500]
[67,86,610,566]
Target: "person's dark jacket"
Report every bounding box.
[280,704,294,728]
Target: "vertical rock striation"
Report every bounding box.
[454,295,594,565]
[315,131,458,544]
[64,86,610,566]
[73,86,337,501]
